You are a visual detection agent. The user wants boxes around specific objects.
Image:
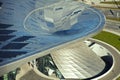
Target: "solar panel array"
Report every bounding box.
[0,23,34,64]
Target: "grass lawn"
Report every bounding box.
[100,1,120,5]
[106,17,120,22]
[93,31,120,51]
[117,77,120,80]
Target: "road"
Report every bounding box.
[92,4,120,36]
[104,20,120,36]
[89,38,120,80]
[104,9,120,18]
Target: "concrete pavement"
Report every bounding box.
[103,20,120,36]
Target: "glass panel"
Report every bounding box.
[2,43,28,49]
[0,51,27,58]
[13,36,34,42]
[0,30,15,34]
[0,23,12,29]
[0,35,15,41]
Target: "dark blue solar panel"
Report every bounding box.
[13,36,34,42]
[0,35,15,41]
[0,51,27,58]
[0,23,12,29]
[0,2,2,7]
[0,30,15,35]
[2,43,28,49]
[0,59,3,63]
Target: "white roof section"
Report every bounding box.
[51,41,105,79]
[90,43,110,57]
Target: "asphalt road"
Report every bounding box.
[101,9,120,17]
[104,20,120,36]
[89,38,120,80]
[95,7,120,35]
